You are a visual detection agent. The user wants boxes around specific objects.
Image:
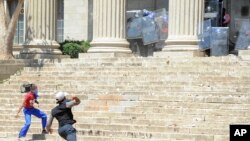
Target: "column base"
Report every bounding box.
[17,39,65,59]
[89,39,131,53]
[79,53,134,58]
[163,45,199,51]
[157,45,205,58]
[238,50,250,60]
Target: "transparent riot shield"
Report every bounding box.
[235,19,250,50]
[127,17,143,39]
[210,27,229,56]
[198,19,212,50]
[142,14,160,45]
[154,8,168,41]
[127,10,143,39]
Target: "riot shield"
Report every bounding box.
[127,17,143,39]
[142,14,160,45]
[210,27,229,56]
[198,19,212,50]
[154,8,168,41]
[235,19,250,50]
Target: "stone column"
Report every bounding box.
[88,0,131,53]
[163,0,204,52]
[22,0,61,58]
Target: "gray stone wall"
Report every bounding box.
[64,0,89,41]
[0,60,35,81]
[127,0,168,11]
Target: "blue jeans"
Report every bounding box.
[18,108,47,138]
[58,124,77,141]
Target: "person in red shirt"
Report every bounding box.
[16,84,47,140]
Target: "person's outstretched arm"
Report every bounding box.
[46,112,54,133]
[66,96,81,108]
[15,98,25,118]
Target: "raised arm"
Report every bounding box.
[66,96,81,108]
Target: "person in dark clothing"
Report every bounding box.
[218,7,231,27]
[46,92,81,141]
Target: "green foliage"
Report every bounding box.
[59,40,91,58]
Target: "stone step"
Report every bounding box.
[2,82,250,90]
[43,63,244,68]
[15,72,249,79]
[3,131,224,141]
[1,105,249,118]
[1,87,250,96]
[2,82,250,91]
[0,124,228,136]
[6,81,250,88]
[54,56,242,63]
[0,90,248,96]
[37,62,244,68]
[15,73,250,80]
[0,118,237,130]
[3,98,250,113]
[1,94,249,104]
[1,112,248,127]
[17,69,250,75]
[2,104,250,118]
[8,73,250,80]
[0,92,249,104]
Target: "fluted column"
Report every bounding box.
[23,0,61,55]
[88,0,131,53]
[163,0,204,51]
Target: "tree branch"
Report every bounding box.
[4,0,10,27]
[0,0,7,31]
[6,0,24,54]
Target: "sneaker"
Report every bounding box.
[18,137,26,141]
[42,129,48,134]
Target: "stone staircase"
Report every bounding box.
[0,53,250,141]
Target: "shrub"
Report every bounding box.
[60,40,91,58]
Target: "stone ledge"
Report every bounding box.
[153,50,205,58]
[16,54,70,60]
[79,53,135,58]
[238,50,250,60]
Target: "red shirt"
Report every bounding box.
[24,92,35,108]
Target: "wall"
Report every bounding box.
[64,0,89,41]
[0,60,36,82]
[127,0,168,11]
[63,0,168,42]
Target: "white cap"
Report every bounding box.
[55,91,67,102]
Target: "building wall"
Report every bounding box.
[127,0,168,11]
[64,0,89,41]
[156,0,169,10]
[63,0,168,42]
[127,0,155,11]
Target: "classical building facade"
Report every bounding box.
[4,0,250,57]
